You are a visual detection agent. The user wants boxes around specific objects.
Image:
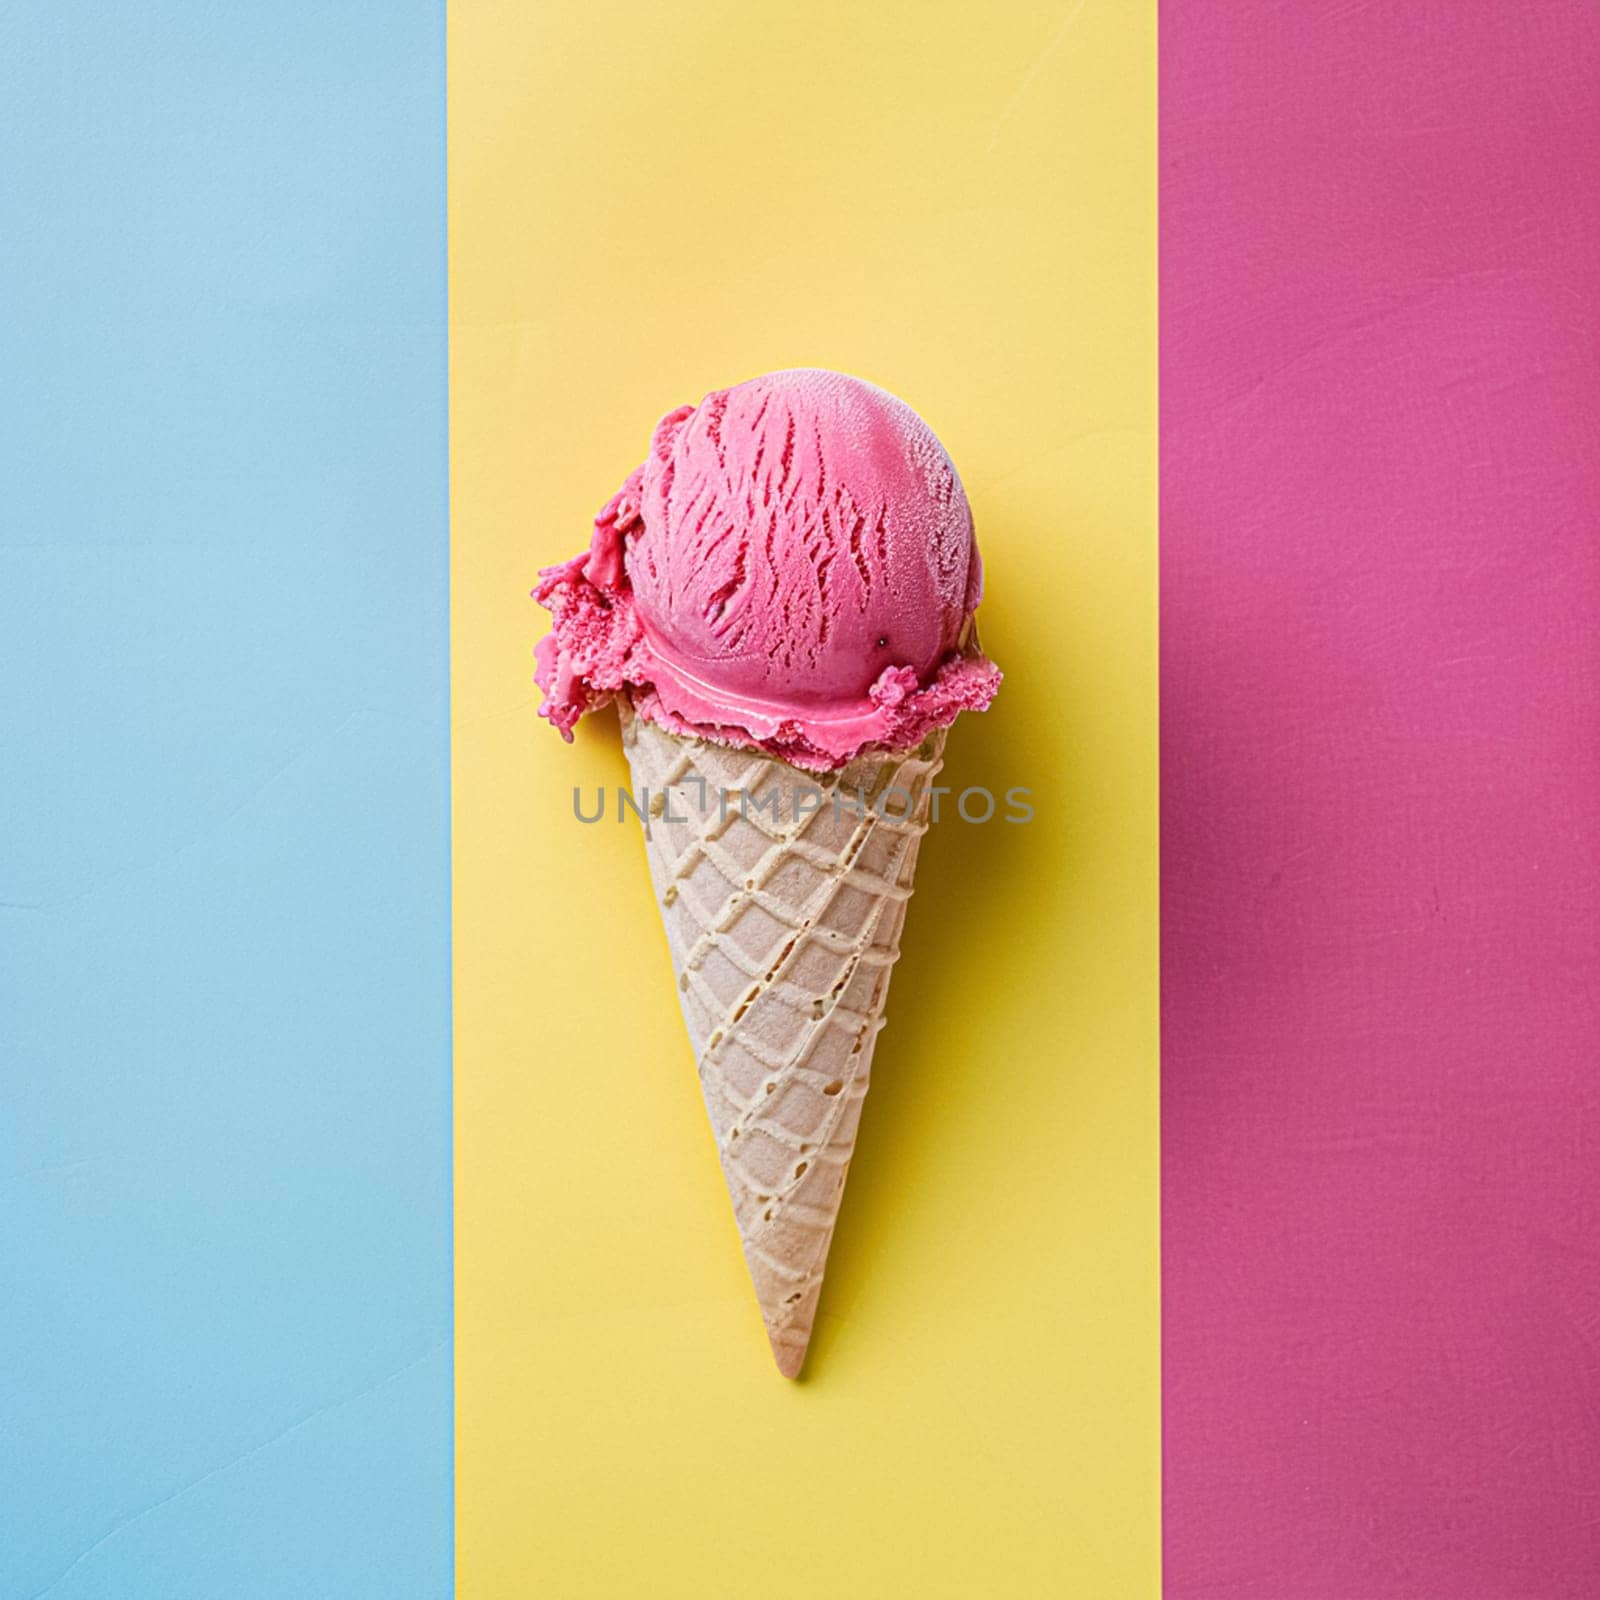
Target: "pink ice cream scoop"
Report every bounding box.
[534,368,1000,770]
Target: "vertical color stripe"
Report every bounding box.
[451,1,1159,1592]
[1,6,453,1595]
[1161,4,1600,1595]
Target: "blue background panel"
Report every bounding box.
[1,5,452,1595]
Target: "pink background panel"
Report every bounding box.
[1160,4,1600,1597]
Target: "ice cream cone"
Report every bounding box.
[535,369,999,1376]
[619,701,946,1377]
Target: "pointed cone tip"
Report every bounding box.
[771,1336,807,1380]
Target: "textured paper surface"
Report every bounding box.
[0,6,452,1594]
[450,1,1158,1592]
[1161,4,1600,1595]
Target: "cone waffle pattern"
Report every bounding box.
[620,705,946,1376]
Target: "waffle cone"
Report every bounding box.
[619,702,945,1377]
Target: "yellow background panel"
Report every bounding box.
[450,2,1157,1593]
